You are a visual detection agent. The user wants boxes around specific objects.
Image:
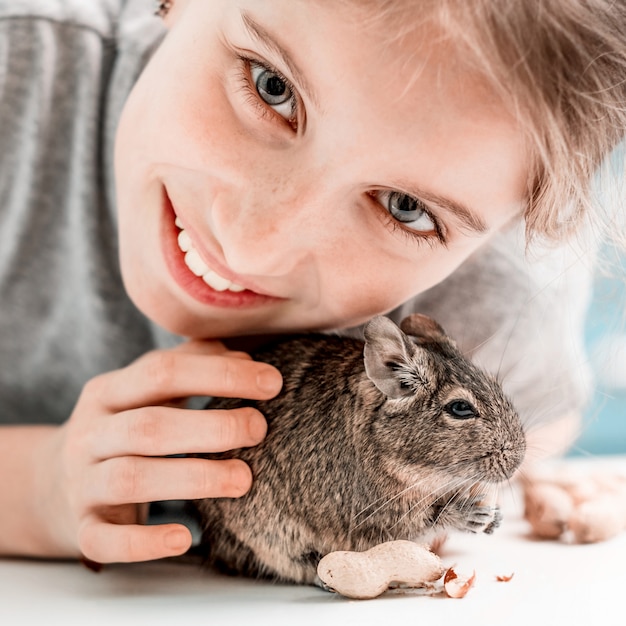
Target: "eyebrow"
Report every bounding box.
[408,186,488,235]
[240,12,319,108]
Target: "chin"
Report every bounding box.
[135,296,201,338]
[127,289,236,339]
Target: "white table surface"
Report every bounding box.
[1,456,625,626]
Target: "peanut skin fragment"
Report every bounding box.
[317,540,444,600]
[443,567,476,598]
[495,573,514,582]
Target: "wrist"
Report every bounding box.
[0,425,79,559]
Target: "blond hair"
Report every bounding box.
[342,0,626,244]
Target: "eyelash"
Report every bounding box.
[236,54,299,130]
[368,193,447,247]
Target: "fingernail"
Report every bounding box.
[247,409,268,443]
[257,368,282,395]
[230,461,253,497]
[164,528,191,552]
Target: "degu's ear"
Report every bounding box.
[363,316,428,399]
[399,313,455,347]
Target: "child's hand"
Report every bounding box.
[39,340,282,564]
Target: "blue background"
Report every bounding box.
[570,250,626,456]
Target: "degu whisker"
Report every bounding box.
[388,476,472,531]
[352,482,414,519]
[351,480,427,530]
[504,476,521,511]
[429,475,481,528]
[387,474,478,532]
[351,475,463,531]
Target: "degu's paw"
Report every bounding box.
[431,494,502,535]
[462,500,502,534]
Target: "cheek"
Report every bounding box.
[320,239,484,327]
[115,21,234,173]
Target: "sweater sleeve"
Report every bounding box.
[0,0,169,424]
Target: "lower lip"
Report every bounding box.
[160,189,279,308]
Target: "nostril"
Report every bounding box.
[505,444,526,471]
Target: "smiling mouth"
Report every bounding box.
[175,218,247,293]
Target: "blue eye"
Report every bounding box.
[387,192,434,229]
[378,191,437,233]
[250,62,296,120]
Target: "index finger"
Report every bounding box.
[94,351,283,411]
[170,339,253,361]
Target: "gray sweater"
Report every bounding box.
[0,0,594,426]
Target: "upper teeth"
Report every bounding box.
[175,220,245,293]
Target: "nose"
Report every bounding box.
[209,168,326,278]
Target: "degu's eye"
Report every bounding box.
[249,61,296,121]
[376,191,438,234]
[444,400,477,419]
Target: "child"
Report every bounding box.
[0,0,624,565]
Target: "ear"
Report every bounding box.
[157,0,189,27]
[399,314,454,346]
[363,316,422,399]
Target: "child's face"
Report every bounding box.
[115,0,527,338]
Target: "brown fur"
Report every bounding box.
[190,314,526,584]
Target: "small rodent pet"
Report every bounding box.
[189,314,526,584]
